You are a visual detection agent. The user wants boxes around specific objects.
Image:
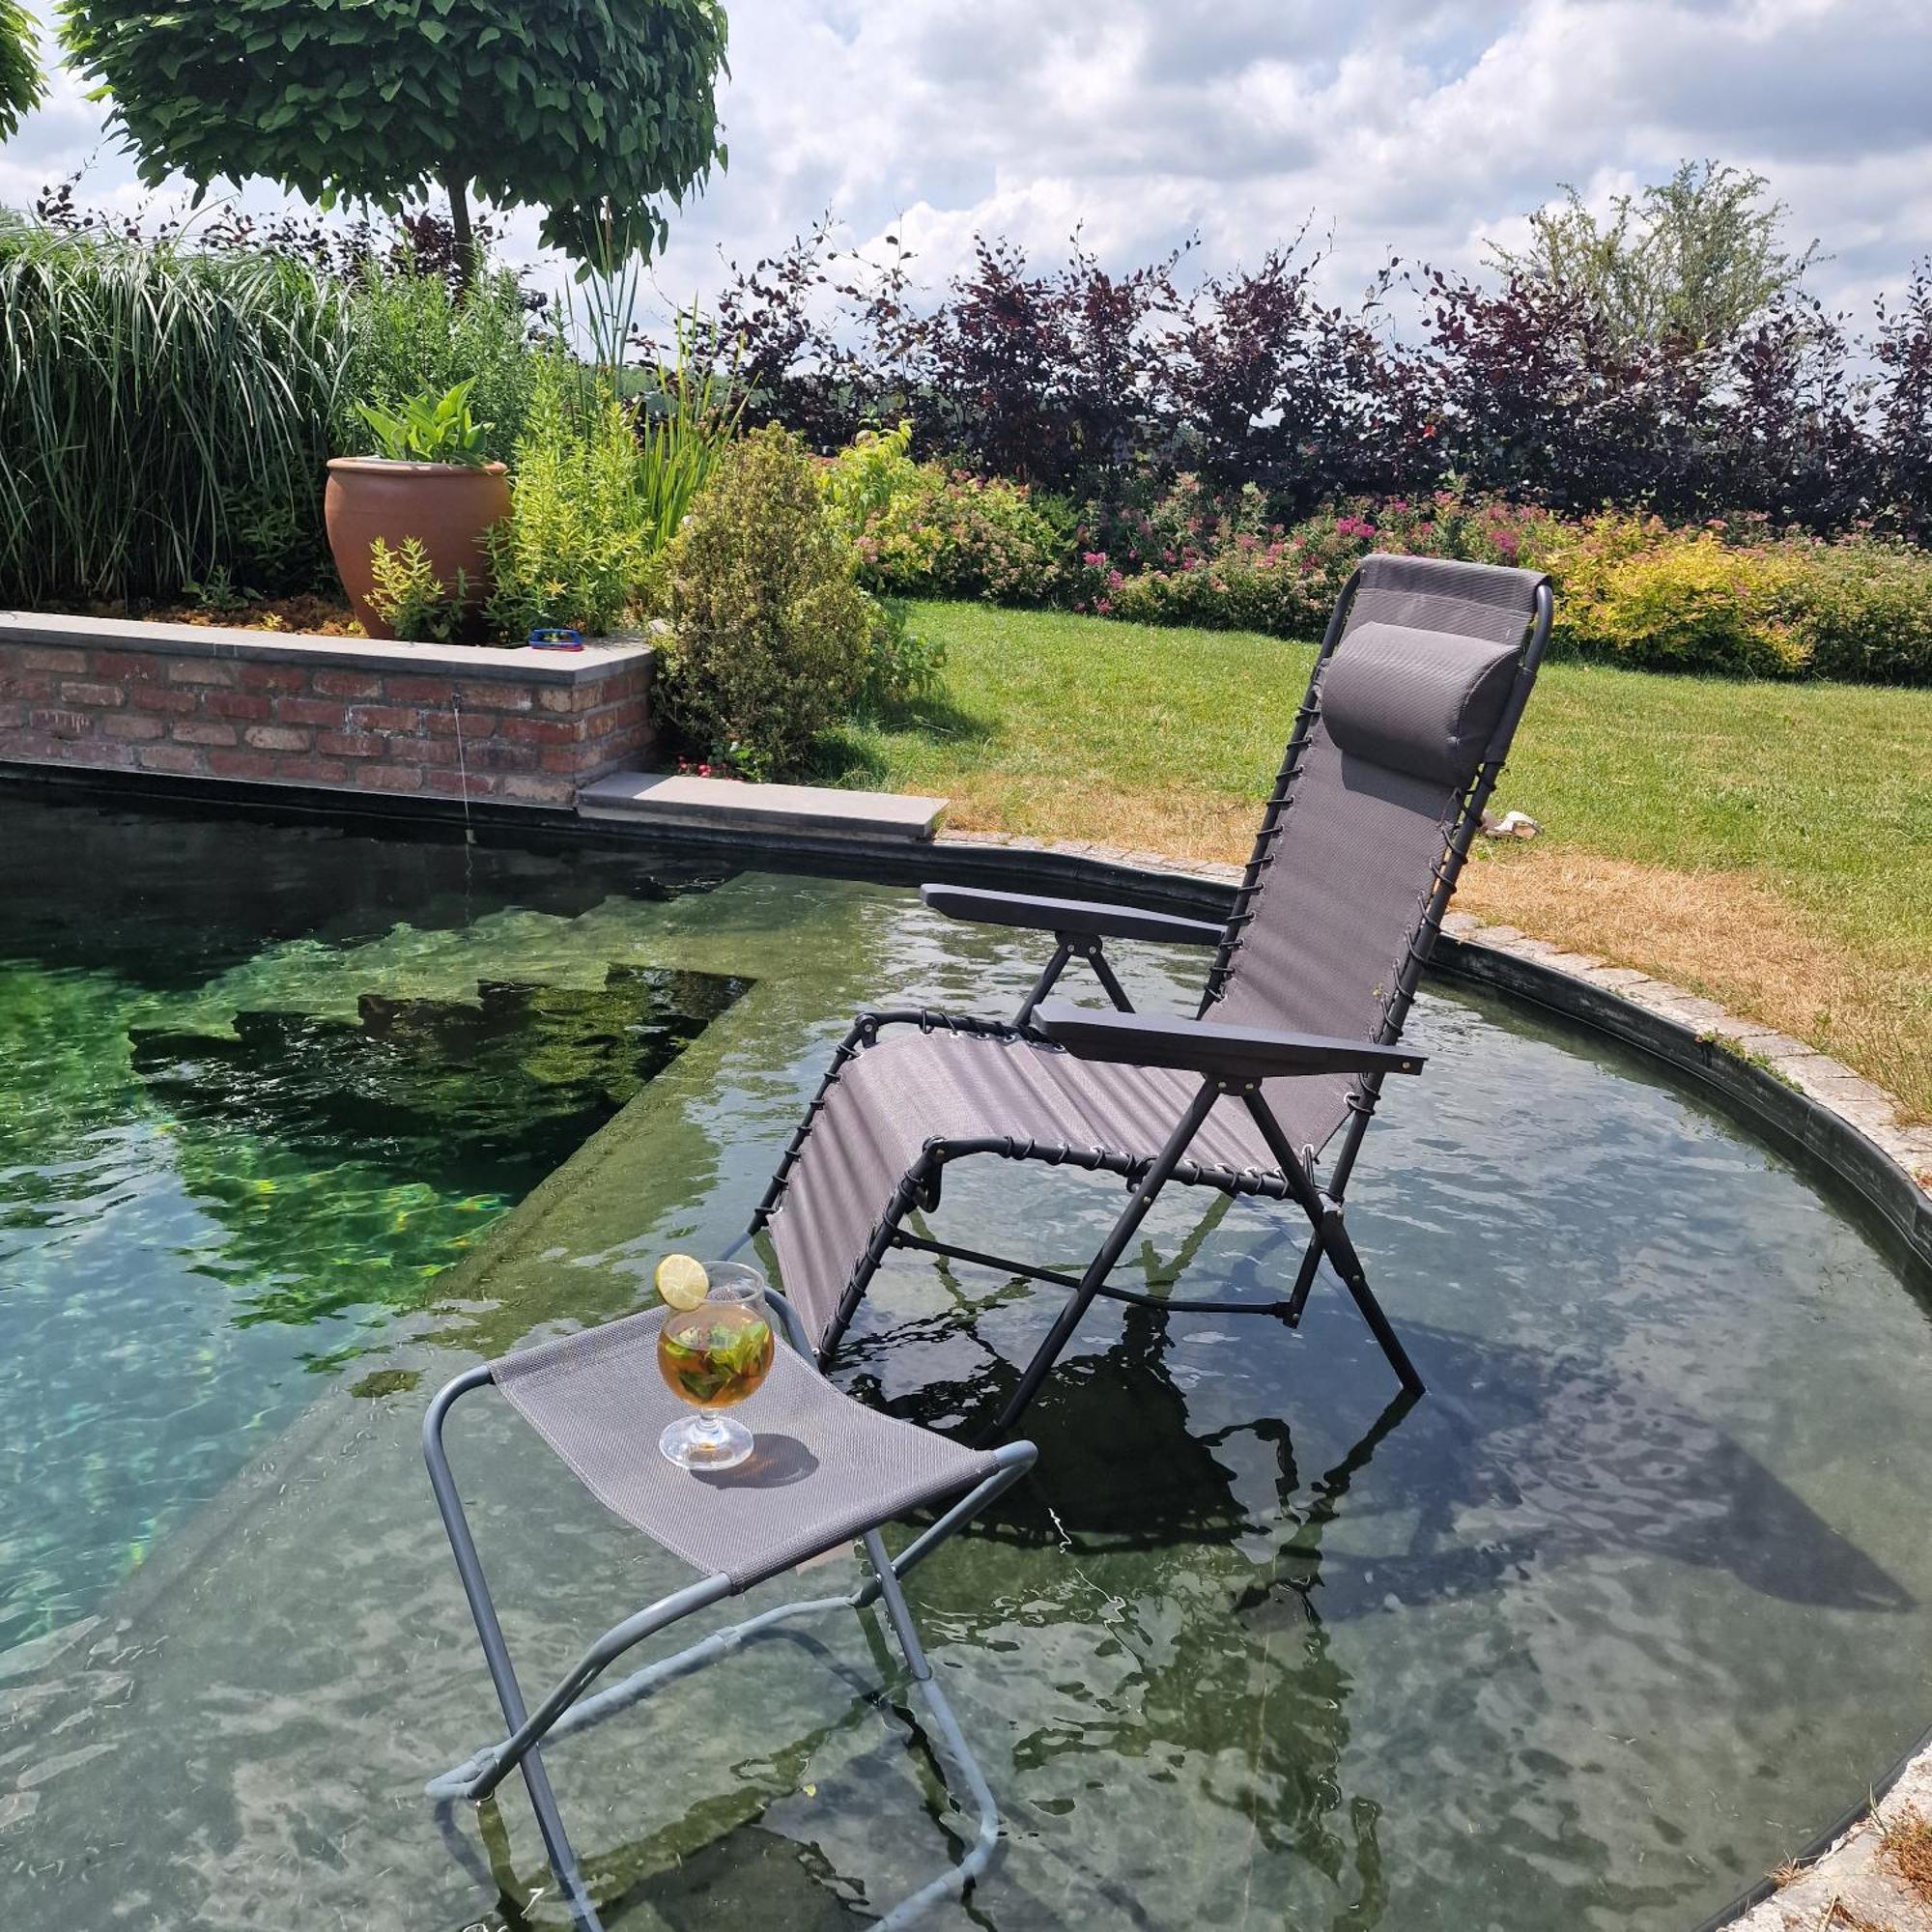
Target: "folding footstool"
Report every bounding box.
[423,1289,1037,1929]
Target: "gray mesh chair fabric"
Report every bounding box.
[495,1305,997,1590]
[1208,733,1464,1141]
[758,552,1552,1432]
[1208,556,1547,1135]
[1341,553,1548,647]
[769,1027,1303,1348]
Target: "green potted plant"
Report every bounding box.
[325,380,510,639]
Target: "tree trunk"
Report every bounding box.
[445,172,476,296]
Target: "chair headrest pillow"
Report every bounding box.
[1320,620,1521,785]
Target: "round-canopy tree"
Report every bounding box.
[0,0,45,140]
[58,0,727,266]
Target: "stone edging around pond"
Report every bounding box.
[932,828,1932,1932]
[0,611,655,810]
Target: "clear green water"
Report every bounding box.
[2,797,1930,1932]
[0,804,745,1652]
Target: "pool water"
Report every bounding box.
[2,797,1929,1932]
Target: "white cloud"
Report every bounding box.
[3,0,1928,330]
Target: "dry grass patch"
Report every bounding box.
[1880,1806,1932,1902]
[938,775,1256,868]
[1459,850,1932,1122]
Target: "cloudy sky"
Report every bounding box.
[5,0,1929,327]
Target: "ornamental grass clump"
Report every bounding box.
[0,221,348,606]
[660,425,871,778]
[632,309,745,554]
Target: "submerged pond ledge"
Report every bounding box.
[0,610,655,809]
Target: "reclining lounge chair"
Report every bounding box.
[753,555,1554,1441]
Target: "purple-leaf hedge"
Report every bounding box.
[711,221,1932,545]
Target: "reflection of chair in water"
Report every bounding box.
[986,1350,1417,1925]
[1231,1321,1915,1626]
[753,556,1555,1442]
[423,1287,1036,1930]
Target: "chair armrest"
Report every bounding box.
[920,884,1223,947]
[1031,1000,1426,1080]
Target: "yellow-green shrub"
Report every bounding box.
[485,357,650,639]
[817,421,1932,682]
[1534,514,1811,674]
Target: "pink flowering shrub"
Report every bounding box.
[1069,484,1555,637]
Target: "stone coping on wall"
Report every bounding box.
[0,610,650,684]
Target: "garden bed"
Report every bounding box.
[0,611,654,809]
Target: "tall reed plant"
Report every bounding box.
[0,220,349,607]
[632,308,745,553]
[554,262,744,552]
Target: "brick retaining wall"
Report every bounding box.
[0,614,654,809]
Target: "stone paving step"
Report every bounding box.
[578,769,947,841]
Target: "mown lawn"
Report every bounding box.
[830,600,1932,1122]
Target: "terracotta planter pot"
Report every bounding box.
[324,458,511,640]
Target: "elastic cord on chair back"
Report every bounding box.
[1208,555,1547,1149]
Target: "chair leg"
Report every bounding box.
[1012,940,1074,1027]
[857,1529,1006,1930]
[457,1455,1041,1798]
[1282,1227,1324,1327]
[974,1083,1223,1444]
[1313,1204,1425,1395]
[1242,1095,1425,1395]
[853,1442,1037,1605]
[423,1370,603,1930]
[1081,941,1137,1013]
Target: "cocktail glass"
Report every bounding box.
[657,1264,775,1470]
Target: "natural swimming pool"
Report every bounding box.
[3,796,1929,1930]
